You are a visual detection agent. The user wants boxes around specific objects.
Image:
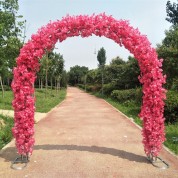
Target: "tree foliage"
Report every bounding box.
[86,69,100,84]
[82,56,140,95]
[97,47,106,67]
[166,0,178,25]
[0,0,25,97]
[110,56,126,65]
[0,0,24,69]
[37,51,65,90]
[157,25,178,89]
[104,56,140,90]
[97,47,106,95]
[68,65,88,86]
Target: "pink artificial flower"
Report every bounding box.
[11,13,166,157]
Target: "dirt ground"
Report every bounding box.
[0,87,178,178]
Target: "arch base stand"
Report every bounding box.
[11,154,29,170]
[147,154,169,169]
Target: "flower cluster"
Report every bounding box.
[11,13,166,156]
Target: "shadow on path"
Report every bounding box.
[0,144,149,164]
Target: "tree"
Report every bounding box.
[53,53,64,93]
[38,52,49,93]
[156,1,178,89]
[48,52,55,90]
[157,26,178,89]
[86,69,100,84]
[97,47,106,95]
[37,56,46,89]
[166,0,178,25]
[104,56,125,87]
[45,51,49,97]
[68,65,88,86]
[37,51,64,95]
[97,47,106,67]
[60,70,68,88]
[110,56,125,65]
[122,56,140,89]
[0,0,25,97]
[104,56,140,90]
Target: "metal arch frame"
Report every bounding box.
[147,153,169,169]
[11,154,29,170]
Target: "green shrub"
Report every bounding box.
[83,84,101,92]
[110,88,178,124]
[78,84,101,93]
[103,83,116,96]
[111,88,142,104]
[171,78,178,91]
[164,90,178,124]
[3,85,11,91]
[77,84,85,90]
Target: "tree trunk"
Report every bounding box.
[57,79,59,94]
[50,77,52,90]
[45,52,48,98]
[55,79,57,95]
[84,75,87,91]
[56,77,61,95]
[39,78,40,89]
[45,71,48,98]
[0,76,4,98]
[7,78,10,86]
[32,84,36,107]
[58,77,61,91]
[101,71,104,95]
[40,78,43,89]
[50,77,53,94]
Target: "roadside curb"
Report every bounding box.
[102,98,178,159]
[103,99,142,130]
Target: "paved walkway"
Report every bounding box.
[0,87,178,178]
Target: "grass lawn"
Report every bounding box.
[0,88,66,149]
[0,90,13,110]
[0,88,66,113]
[164,124,178,155]
[0,114,13,149]
[35,88,66,112]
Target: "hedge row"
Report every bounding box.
[78,83,116,95]
[111,88,142,104]
[78,84,101,92]
[111,89,178,124]
[164,90,178,124]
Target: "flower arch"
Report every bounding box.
[11,14,166,158]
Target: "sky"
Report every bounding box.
[18,0,175,71]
